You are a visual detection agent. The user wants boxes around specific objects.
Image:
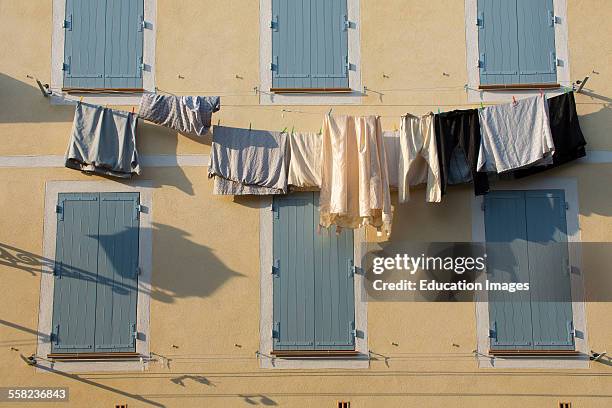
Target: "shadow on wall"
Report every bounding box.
[0,222,244,304]
[0,73,74,123]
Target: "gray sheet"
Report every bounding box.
[138,94,220,136]
[208,126,289,195]
[65,102,140,178]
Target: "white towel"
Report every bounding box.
[288,132,322,188]
[319,115,393,233]
[477,95,554,173]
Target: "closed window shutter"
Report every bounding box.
[313,199,355,350]
[63,0,144,89]
[51,193,100,353]
[94,193,140,352]
[516,0,557,83]
[271,0,349,89]
[104,0,144,89]
[478,0,557,85]
[525,191,574,350]
[63,0,107,88]
[273,192,355,351]
[273,193,316,350]
[477,0,520,85]
[484,190,574,351]
[484,191,534,350]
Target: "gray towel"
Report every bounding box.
[65,102,140,178]
[138,94,221,136]
[208,126,289,195]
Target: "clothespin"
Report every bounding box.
[79,96,83,103]
[249,122,252,131]
[539,89,544,98]
[217,118,220,127]
[328,107,333,117]
[393,122,398,132]
[437,108,441,114]
[512,95,517,106]
[131,106,135,114]
[281,127,287,134]
[480,101,485,110]
[291,126,295,135]
[335,225,342,236]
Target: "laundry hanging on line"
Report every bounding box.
[208,126,289,195]
[287,131,322,189]
[398,112,441,203]
[511,91,586,179]
[138,94,221,136]
[434,108,489,196]
[319,115,393,234]
[477,94,555,173]
[65,102,140,178]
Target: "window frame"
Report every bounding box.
[258,0,362,105]
[50,0,156,106]
[36,181,153,372]
[472,178,589,369]
[464,0,571,103]
[259,196,369,369]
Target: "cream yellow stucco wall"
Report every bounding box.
[1,1,611,407]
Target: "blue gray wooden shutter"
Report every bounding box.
[524,190,574,350]
[516,0,557,84]
[313,201,355,350]
[273,192,355,351]
[51,193,100,353]
[271,0,349,89]
[478,0,556,85]
[63,0,107,88]
[484,191,534,350]
[51,192,140,353]
[63,0,144,89]
[104,0,145,89]
[94,193,140,352]
[484,190,574,351]
[273,193,316,350]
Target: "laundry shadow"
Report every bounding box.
[0,222,244,304]
[239,394,278,406]
[170,375,215,387]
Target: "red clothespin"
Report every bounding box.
[539,89,544,98]
[512,95,517,106]
[131,106,135,114]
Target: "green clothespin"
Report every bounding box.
[437,108,441,114]
[480,102,484,110]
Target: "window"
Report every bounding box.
[272,192,355,352]
[62,0,144,91]
[50,192,140,354]
[271,0,349,92]
[259,0,361,104]
[464,0,570,102]
[477,0,558,88]
[51,0,155,104]
[483,190,574,353]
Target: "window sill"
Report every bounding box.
[489,349,579,357]
[478,83,561,91]
[47,352,141,361]
[271,350,359,358]
[270,87,352,94]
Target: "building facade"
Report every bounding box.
[1,0,611,407]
